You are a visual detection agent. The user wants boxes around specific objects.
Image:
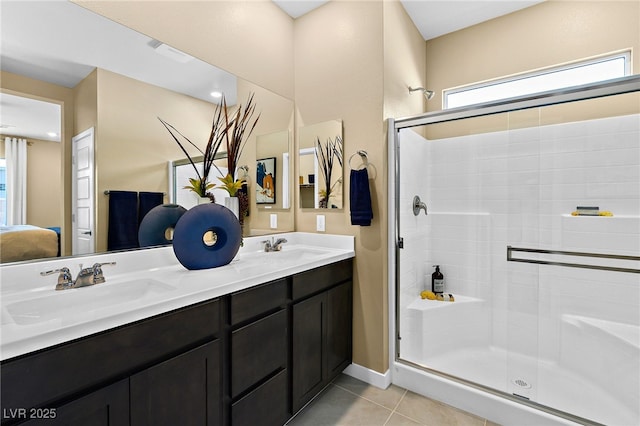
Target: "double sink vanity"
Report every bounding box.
[0,232,354,425]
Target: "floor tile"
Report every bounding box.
[333,374,407,409]
[287,384,393,426]
[288,374,491,426]
[384,412,424,425]
[395,391,485,426]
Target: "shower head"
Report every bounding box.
[409,86,435,100]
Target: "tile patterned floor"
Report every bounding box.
[287,374,500,426]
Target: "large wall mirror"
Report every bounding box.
[0,1,294,262]
[298,120,344,209]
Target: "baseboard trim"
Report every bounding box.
[343,363,391,389]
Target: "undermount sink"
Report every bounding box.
[269,246,330,258]
[227,246,333,275]
[249,246,332,264]
[6,279,176,326]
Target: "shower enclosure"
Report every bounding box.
[388,76,640,425]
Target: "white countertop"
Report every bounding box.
[0,232,354,361]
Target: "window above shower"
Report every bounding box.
[443,50,631,109]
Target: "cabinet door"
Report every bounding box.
[130,340,221,426]
[292,292,326,413]
[327,281,353,379]
[21,379,129,426]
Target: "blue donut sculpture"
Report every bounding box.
[138,204,187,247]
[172,203,242,270]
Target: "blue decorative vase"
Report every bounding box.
[138,204,187,247]
[172,203,242,270]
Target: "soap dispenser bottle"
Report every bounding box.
[432,265,444,295]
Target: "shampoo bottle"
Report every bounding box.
[432,265,444,295]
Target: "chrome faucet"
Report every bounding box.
[41,262,116,290]
[261,237,288,252]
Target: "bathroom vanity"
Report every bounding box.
[0,233,354,425]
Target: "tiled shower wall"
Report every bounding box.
[397,113,639,364]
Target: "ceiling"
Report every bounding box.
[1,0,544,143]
[272,0,545,40]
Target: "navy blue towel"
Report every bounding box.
[107,191,139,251]
[138,192,164,225]
[350,168,373,226]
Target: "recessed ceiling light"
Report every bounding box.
[47,132,58,137]
[210,91,223,98]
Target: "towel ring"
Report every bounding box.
[348,150,369,170]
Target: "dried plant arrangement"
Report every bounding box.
[158,101,231,200]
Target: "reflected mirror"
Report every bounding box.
[299,120,343,209]
[0,1,294,261]
[256,130,291,209]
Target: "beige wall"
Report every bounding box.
[383,1,428,121]
[294,0,389,373]
[1,71,71,253]
[426,0,640,113]
[26,139,62,228]
[74,69,98,136]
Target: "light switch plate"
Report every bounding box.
[270,214,277,229]
[316,215,325,232]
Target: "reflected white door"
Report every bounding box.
[72,128,95,255]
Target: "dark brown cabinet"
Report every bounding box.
[1,259,352,426]
[21,380,129,426]
[130,340,221,426]
[1,299,222,426]
[291,261,353,413]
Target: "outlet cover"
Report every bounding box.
[316,215,325,232]
[270,214,277,229]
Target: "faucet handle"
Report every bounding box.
[91,262,116,284]
[41,267,73,290]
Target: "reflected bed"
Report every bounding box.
[0,225,59,263]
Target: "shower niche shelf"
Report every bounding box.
[407,294,484,310]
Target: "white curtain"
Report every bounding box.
[4,137,28,225]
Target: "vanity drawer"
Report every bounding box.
[231,369,288,426]
[1,298,221,413]
[230,278,287,325]
[231,309,287,398]
[292,259,352,301]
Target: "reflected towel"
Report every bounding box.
[138,192,164,225]
[107,191,139,251]
[350,168,373,226]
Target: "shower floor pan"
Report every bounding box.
[402,297,639,425]
[409,339,638,425]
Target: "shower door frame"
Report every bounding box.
[388,74,640,425]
